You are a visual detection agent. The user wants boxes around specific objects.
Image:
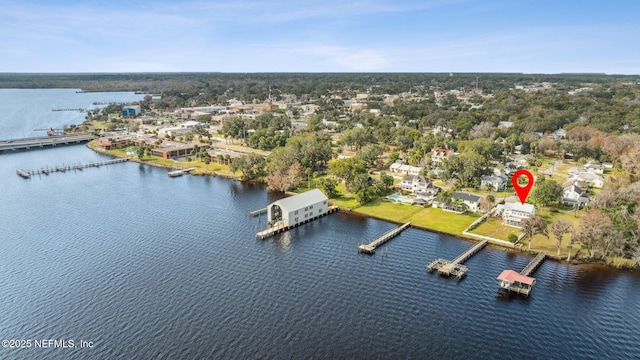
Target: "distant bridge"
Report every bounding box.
[0,134,95,153]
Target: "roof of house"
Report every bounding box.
[273,189,327,212]
[497,270,535,286]
[564,183,585,195]
[402,175,428,183]
[504,202,536,214]
[452,192,481,203]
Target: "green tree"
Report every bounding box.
[550,219,572,257]
[329,158,367,190]
[317,178,339,198]
[229,153,266,180]
[521,216,548,250]
[531,177,563,207]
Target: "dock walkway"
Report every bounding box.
[249,207,267,217]
[520,253,546,277]
[358,222,411,254]
[427,239,488,279]
[17,158,129,179]
[168,167,196,177]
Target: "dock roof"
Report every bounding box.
[497,270,535,286]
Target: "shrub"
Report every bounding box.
[507,233,518,243]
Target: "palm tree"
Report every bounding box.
[550,219,572,256]
[521,216,548,250]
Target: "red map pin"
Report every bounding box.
[512,169,534,204]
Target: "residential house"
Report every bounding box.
[584,163,604,174]
[481,175,508,191]
[431,146,455,163]
[452,192,481,212]
[553,128,567,140]
[502,202,536,227]
[400,175,431,193]
[389,162,422,176]
[562,182,589,208]
[568,170,605,188]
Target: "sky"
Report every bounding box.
[1,0,639,74]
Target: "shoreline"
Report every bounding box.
[87,142,635,271]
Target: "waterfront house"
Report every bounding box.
[267,189,328,228]
[562,182,589,208]
[502,202,536,227]
[400,175,432,193]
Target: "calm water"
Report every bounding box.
[1,90,639,359]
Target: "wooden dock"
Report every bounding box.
[16,158,129,179]
[497,253,546,296]
[520,253,546,277]
[358,222,411,254]
[168,167,196,177]
[427,239,488,279]
[249,207,267,217]
[256,205,339,240]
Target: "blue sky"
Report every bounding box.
[1,0,639,73]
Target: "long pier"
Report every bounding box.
[427,239,488,279]
[0,134,95,153]
[256,206,339,240]
[520,253,546,277]
[16,158,129,179]
[358,222,411,254]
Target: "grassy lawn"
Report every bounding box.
[470,217,519,241]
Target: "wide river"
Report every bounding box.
[0,89,639,359]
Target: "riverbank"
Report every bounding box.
[88,141,636,270]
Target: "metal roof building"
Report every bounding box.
[267,189,328,228]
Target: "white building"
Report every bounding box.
[400,175,431,193]
[562,183,589,208]
[452,192,481,212]
[584,163,605,174]
[503,202,536,227]
[389,162,422,176]
[569,171,605,188]
[481,175,508,191]
[267,189,328,228]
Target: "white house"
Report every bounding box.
[400,175,431,193]
[562,183,589,208]
[503,202,536,227]
[571,172,605,188]
[553,128,567,140]
[267,189,328,228]
[584,163,605,174]
[452,192,482,212]
[390,162,422,176]
[481,175,508,191]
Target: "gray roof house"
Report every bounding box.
[481,175,508,191]
[562,183,589,208]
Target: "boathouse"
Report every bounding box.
[497,270,536,296]
[267,189,328,228]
